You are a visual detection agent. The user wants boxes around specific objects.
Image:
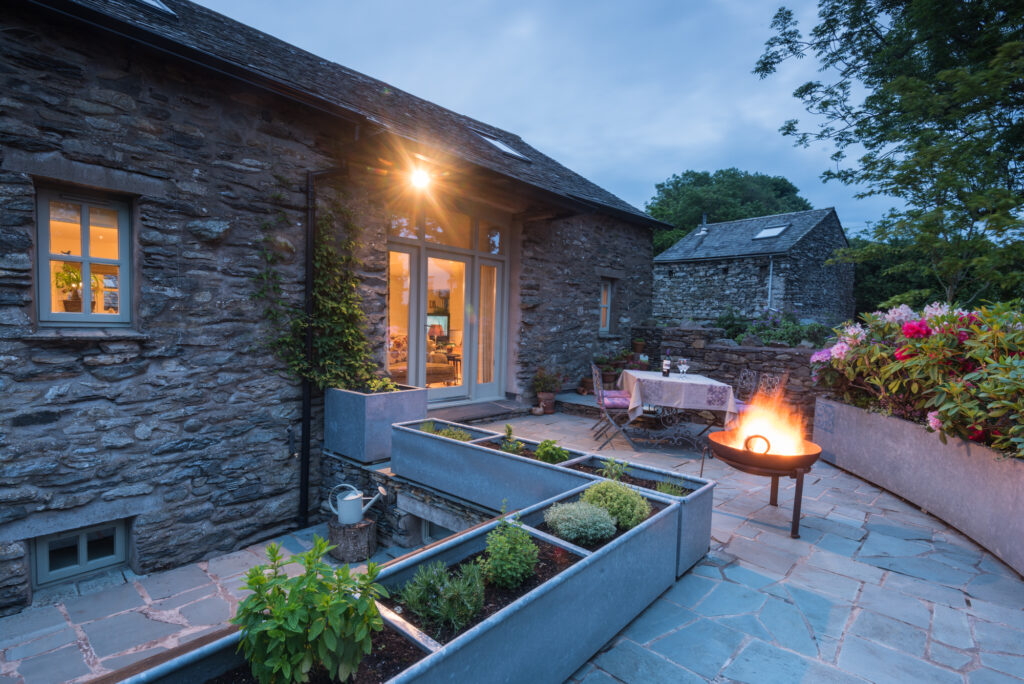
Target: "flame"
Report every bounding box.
[726,392,806,455]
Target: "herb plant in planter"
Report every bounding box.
[532,367,561,414]
[534,439,569,464]
[231,537,388,683]
[582,481,651,530]
[399,561,484,639]
[480,514,539,589]
[543,501,616,547]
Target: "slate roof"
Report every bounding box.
[34,0,662,227]
[653,208,843,263]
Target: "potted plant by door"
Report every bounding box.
[532,367,561,414]
[632,338,646,353]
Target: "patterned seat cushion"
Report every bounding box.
[600,395,631,409]
[604,389,630,398]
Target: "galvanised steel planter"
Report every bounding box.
[324,385,427,464]
[379,482,679,683]
[391,421,592,511]
[559,454,715,577]
[814,397,1024,576]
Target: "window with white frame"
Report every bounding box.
[32,520,127,587]
[36,188,131,325]
[599,278,614,332]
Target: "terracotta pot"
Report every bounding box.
[601,371,618,386]
[537,391,555,414]
[632,340,646,353]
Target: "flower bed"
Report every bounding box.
[811,301,1023,459]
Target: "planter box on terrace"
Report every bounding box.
[324,385,427,464]
[813,396,1024,576]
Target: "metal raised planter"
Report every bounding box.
[559,454,715,576]
[380,482,679,683]
[324,385,428,464]
[390,420,593,511]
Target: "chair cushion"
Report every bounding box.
[600,395,631,409]
[604,389,630,398]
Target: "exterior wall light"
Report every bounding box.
[410,168,431,190]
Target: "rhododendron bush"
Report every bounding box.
[811,302,1024,459]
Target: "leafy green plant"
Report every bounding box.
[53,262,101,298]
[543,501,616,546]
[714,308,750,340]
[581,481,651,530]
[598,458,628,481]
[252,196,388,393]
[500,424,524,454]
[534,439,569,464]
[232,537,387,684]
[655,481,687,497]
[399,560,484,638]
[480,515,538,589]
[531,367,562,394]
[419,421,472,441]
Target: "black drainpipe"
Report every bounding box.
[298,162,348,528]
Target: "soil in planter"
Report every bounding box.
[382,540,581,645]
[205,625,426,684]
[476,439,544,461]
[535,498,667,552]
[568,464,695,496]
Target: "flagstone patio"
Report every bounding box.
[0,412,1022,683]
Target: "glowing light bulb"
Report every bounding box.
[410,168,431,190]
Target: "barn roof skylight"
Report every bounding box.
[754,224,789,239]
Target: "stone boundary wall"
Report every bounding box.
[658,326,825,434]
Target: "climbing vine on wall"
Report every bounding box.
[253,193,394,392]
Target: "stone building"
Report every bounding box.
[653,208,854,325]
[0,0,661,615]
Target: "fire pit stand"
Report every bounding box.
[708,431,821,538]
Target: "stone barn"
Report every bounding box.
[652,208,854,325]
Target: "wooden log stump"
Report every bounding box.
[326,518,377,563]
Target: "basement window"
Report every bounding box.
[473,131,530,161]
[754,224,789,239]
[32,521,127,588]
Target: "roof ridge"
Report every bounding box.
[703,207,832,227]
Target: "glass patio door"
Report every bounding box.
[424,253,471,400]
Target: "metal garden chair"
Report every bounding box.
[590,364,636,450]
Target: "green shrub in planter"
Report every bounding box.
[655,481,686,497]
[500,423,524,454]
[400,560,484,638]
[420,420,473,441]
[535,439,569,464]
[582,481,651,530]
[481,515,538,589]
[543,501,616,546]
[232,537,386,684]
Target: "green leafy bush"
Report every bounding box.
[534,439,569,463]
[598,458,628,481]
[655,481,687,497]
[543,501,616,546]
[714,309,831,347]
[232,537,387,684]
[714,308,750,340]
[532,367,562,393]
[480,516,538,589]
[399,560,484,638]
[500,424,524,454]
[581,481,651,530]
[420,421,473,441]
[811,301,1023,458]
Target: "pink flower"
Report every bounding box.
[894,346,916,361]
[902,319,932,339]
[883,305,916,324]
[810,348,832,364]
[927,411,942,431]
[840,323,866,346]
[968,425,985,442]
[922,302,950,319]
[830,341,850,360]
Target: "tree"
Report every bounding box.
[645,168,812,254]
[842,237,934,314]
[755,1,1024,305]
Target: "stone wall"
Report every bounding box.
[517,215,652,393]
[653,213,854,326]
[658,326,826,434]
[0,6,390,614]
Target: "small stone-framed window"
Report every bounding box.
[32,520,127,587]
[599,278,614,332]
[36,188,131,325]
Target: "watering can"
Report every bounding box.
[328,484,386,525]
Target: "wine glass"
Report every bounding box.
[678,357,690,375]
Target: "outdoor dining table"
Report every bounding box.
[617,369,738,447]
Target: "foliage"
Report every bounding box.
[597,458,628,482]
[741,311,832,347]
[532,367,562,394]
[534,439,569,464]
[399,560,484,639]
[714,308,750,340]
[480,515,538,589]
[655,481,687,497]
[53,262,101,296]
[253,196,393,393]
[756,3,1024,305]
[841,237,937,314]
[500,424,524,454]
[543,501,616,546]
[231,537,387,684]
[419,421,472,441]
[581,481,651,530]
[645,168,813,255]
[811,301,1023,458]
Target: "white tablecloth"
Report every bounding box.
[618,370,738,422]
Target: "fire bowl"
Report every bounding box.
[708,430,821,472]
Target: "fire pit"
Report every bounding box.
[707,394,821,538]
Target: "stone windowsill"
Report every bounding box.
[19,328,150,343]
